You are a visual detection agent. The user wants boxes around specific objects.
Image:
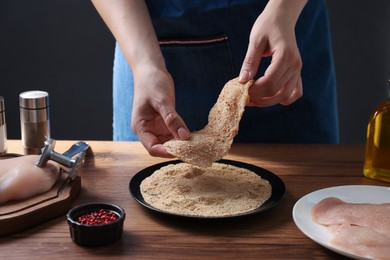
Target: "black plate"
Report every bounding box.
[129,159,286,219]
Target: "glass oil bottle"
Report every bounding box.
[363,80,390,182]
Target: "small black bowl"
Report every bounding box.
[67,202,125,246]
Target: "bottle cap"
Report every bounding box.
[19,91,49,109]
[387,80,390,99]
[0,96,4,112]
[0,96,5,126]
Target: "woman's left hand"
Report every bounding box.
[239,0,307,107]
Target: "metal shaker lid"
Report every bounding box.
[19,91,49,109]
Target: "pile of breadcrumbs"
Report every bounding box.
[140,162,271,217]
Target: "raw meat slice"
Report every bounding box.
[164,78,252,167]
[329,224,390,260]
[0,155,60,204]
[312,197,390,236]
[312,197,390,260]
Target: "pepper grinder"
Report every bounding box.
[0,96,7,154]
[19,90,50,155]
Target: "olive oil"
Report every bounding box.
[363,81,390,182]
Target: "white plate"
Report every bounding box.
[292,185,390,260]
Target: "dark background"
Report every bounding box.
[1,1,389,143]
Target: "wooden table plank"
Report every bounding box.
[0,140,386,259]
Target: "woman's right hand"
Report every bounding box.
[91,0,190,157]
[131,65,190,157]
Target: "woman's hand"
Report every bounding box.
[239,0,307,107]
[131,66,190,157]
[92,0,190,157]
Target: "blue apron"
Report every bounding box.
[113,0,339,143]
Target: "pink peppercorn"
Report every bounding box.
[77,209,119,225]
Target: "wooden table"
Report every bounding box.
[0,140,387,259]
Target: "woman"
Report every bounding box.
[92,0,339,157]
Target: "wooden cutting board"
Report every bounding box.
[0,154,81,236]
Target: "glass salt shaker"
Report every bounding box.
[19,90,50,155]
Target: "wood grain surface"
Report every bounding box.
[0,140,386,259]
